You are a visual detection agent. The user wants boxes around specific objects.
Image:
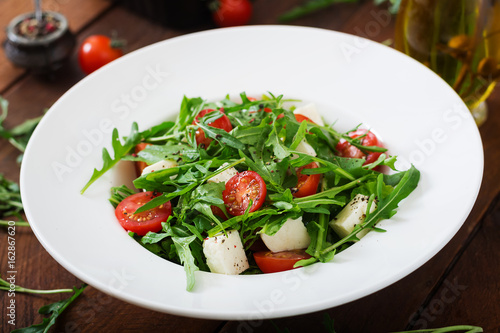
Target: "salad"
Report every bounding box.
[81,93,420,291]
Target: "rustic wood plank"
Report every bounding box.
[407,198,500,332]
[0,0,112,93]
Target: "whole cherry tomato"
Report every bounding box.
[336,129,384,165]
[193,109,233,148]
[78,35,124,74]
[211,0,253,27]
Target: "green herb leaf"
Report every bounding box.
[279,0,360,22]
[0,96,43,157]
[322,165,420,254]
[81,122,141,194]
[11,284,87,333]
[109,185,136,208]
[196,122,245,150]
[172,235,199,291]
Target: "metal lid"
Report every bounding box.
[6,11,69,46]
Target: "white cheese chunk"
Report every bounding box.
[293,103,325,126]
[208,163,238,183]
[141,159,178,176]
[295,140,317,157]
[329,194,376,240]
[260,217,311,253]
[203,230,249,275]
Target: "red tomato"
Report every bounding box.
[193,109,233,147]
[211,0,252,27]
[78,35,124,74]
[223,171,267,216]
[274,113,313,123]
[134,143,152,176]
[336,129,383,165]
[294,114,315,124]
[115,191,171,236]
[211,205,227,220]
[254,250,312,273]
[293,162,321,198]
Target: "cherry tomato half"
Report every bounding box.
[336,129,384,165]
[211,205,227,220]
[78,35,123,75]
[134,143,152,176]
[294,114,315,124]
[274,113,314,123]
[115,191,171,236]
[254,250,312,273]
[222,171,267,216]
[211,0,253,27]
[193,109,233,147]
[293,162,321,198]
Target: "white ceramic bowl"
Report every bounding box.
[21,26,483,320]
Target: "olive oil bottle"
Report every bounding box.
[395,0,500,125]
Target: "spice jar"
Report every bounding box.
[3,11,76,73]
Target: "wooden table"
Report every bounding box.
[1,1,499,332]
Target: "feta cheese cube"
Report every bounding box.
[203,230,249,275]
[293,103,325,126]
[295,140,317,157]
[329,194,377,240]
[260,217,311,252]
[141,159,178,176]
[208,163,238,183]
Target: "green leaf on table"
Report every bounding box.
[0,96,43,159]
[279,0,360,22]
[11,284,87,333]
[279,0,401,23]
[0,173,28,227]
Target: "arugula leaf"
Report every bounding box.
[0,275,73,294]
[168,96,205,135]
[191,182,227,229]
[279,0,359,22]
[81,122,141,194]
[279,0,401,22]
[321,165,420,254]
[0,174,29,227]
[11,284,87,333]
[265,122,289,160]
[172,235,199,291]
[391,326,483,333]
[239,150,284,193]
[289,120,309,150]
[196,122,245,150]
[124,143,199,164]
[139,121,175,140]
[108,185,136,208]
[0,96,43,161]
